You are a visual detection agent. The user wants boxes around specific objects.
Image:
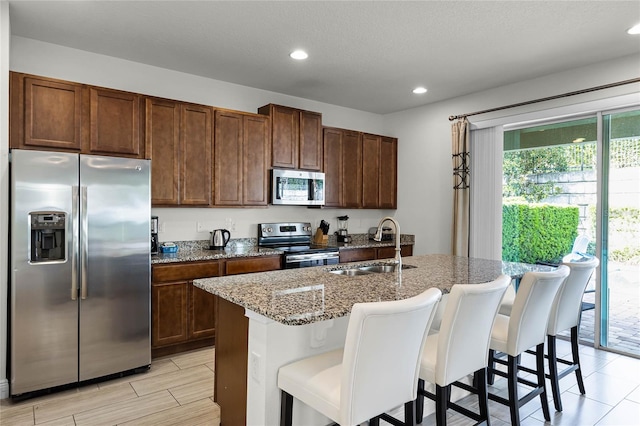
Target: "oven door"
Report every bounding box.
[284,252,339,269]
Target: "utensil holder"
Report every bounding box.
[313,229,328,245]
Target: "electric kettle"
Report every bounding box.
[210,229,231,250]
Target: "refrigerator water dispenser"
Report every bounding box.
[30,212,66,262]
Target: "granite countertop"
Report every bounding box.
[152,234,415,264]
[193,254,554,326]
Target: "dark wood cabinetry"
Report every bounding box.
[214,110,269,206]
[323,127,362,208]
[362,133,381,208]
[362,133,398,209]
[10,73,83,151]
[10,72,146,158]
[87,87,142,157]
[11,73,398,211]
[258,104,322,171]
[151,260,222,357]
[147,98,180,205]
[379,136,398,209]
[181,104,213,205]
[151,255,282,358]
[147,98,213,206]
[338,245,413,263]
[225,255,281,275]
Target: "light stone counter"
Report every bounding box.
[193,254,554,326]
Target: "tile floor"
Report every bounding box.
[0,347,220,426]
[0,340,638,425]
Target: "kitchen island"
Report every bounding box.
[193,254,554,425]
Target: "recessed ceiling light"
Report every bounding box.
[412,87,427,94]
[290,50,308,60]
[628,23,640,35]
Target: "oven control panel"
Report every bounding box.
[259,222,313,238]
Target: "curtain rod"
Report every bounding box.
[448,77,640,122]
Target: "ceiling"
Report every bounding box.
[8,1,640,114]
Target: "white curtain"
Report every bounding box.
[469,126,503,260]
[451,119,470,256]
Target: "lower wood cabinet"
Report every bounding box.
[151,255,282,358]
[338,245,413,263]
[152,260,222,358]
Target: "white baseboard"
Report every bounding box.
[0,379,9,399]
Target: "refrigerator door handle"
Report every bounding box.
[81,186,88,300]
[71,186,79,300]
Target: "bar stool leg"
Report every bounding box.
[536,343,552,421]
[475,368,490,424]
[572,326,586,394]
[547,335,563,412]
[280,390,293,426]
[488,349,496,385]
[405,400,417,426]
[507,355,520,426]
[416,378,425,423]
[435,384,450,426]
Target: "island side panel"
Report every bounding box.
[214,297,249,426]
[245,310,350,426]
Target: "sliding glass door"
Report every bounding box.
[599,109,640,355]
[502,108,640,357]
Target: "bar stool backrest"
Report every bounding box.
[340,287,442,426]
[506,266,570,356]
[549,257,599,335]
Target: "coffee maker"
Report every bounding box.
[336,215,352,243]
[151,216,159,254]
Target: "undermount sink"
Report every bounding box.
[329,264,417,276]
[329,269,371,276]
[358,265,396,273]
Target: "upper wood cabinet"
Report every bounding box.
[324,128,395,209]
[214,110,269,206]
[258,104,322,171]
[10,72,145,158]
[180,104,213,205]
[147,98,180,205]
[10,73,82,151]
[323,128,343,207]
[342,130,363,208]
[147,98,213,206]
[362,133,381,208]
[86,87,142,157]
[379,136,398,209]
[362,133,397,209]
[323,127,362,208]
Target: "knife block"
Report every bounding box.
[313,228,328,245]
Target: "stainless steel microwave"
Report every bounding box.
[271,169,325,206]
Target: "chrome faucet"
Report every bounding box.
[374,216,401,270]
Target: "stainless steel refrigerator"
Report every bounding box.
[9,149,151,397]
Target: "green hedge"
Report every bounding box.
[502,202,579,264]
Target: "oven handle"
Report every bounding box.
[285,253,340,263]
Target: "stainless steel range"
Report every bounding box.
[258,222,339,269]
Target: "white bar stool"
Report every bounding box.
[415,275,511,425]
[278,287,442,426]
[519,256,599,412]
[487,266,570,425]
